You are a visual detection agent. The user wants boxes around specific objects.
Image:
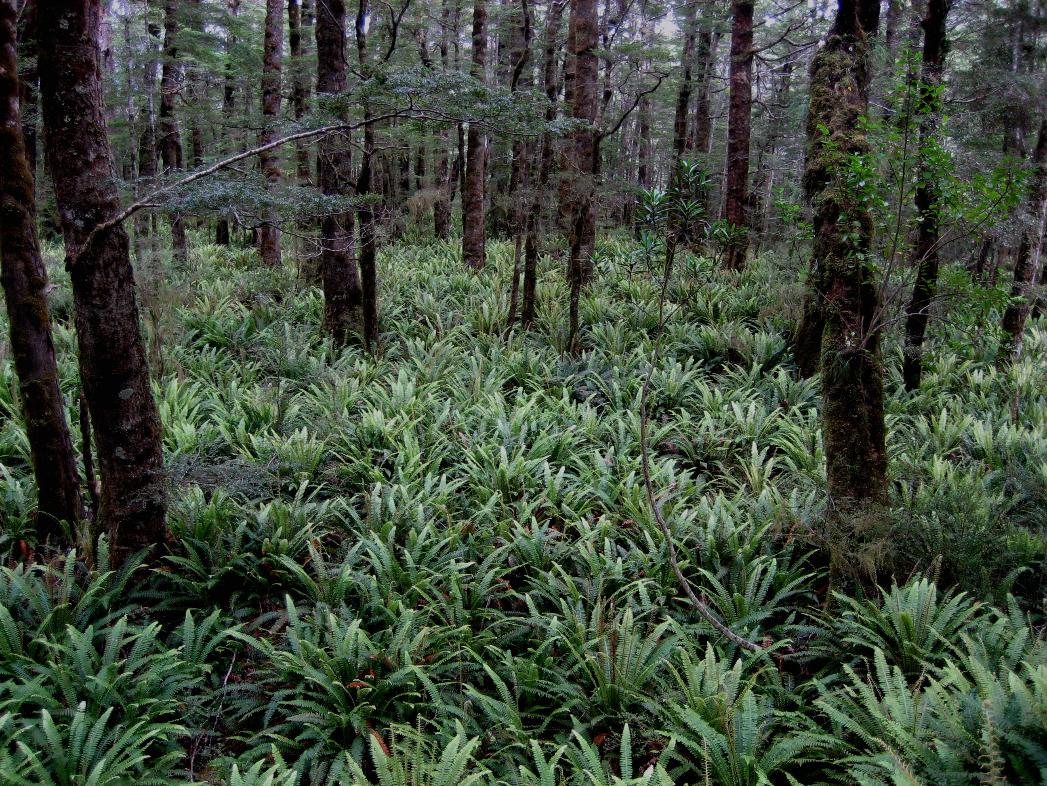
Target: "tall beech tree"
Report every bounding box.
[901,0,950,390]
[39,0,167,557]
[316,0,360,343]
[257,0,284,267]
[999,117,1047,363]
[462,0,488,270]
[799,0,886,517]
[723,0,753,269]
[0,0,84,535]
[354,0,380,350]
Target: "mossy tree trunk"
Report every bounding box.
[0,0,85,536]
[802,0,887,520]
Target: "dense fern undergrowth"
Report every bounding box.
[0,235,1045,785]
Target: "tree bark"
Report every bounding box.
[999,117,1047,363]
[722,0,753,270]
[159,0,187,265]
[672,0,698,159]
[0,0,85,536]
[14,0,36,171]
[522,0,565,326]
[289,0,312,184]
[257,0,283,267]
[216,0,240,245]
[355,0,379,350]
[462,0,488,269]
[566,0,598,353]
[901,0,950,390]
[505,0,532,327]
[316,0,361,344]
[801,0,886,515]
[39,0,167,559]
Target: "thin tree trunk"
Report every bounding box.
[159,0,187,264]
[566,0,598,353]
[355,0,379,349]
[39,0,167,559]
[0,0,85,536]
[999,117,1047,362]
[901,0,950,390]
[672,0,698,159]
[522,0,565,326]
[257,0,283,267]
[505,0,532,327]
[723,0,753,270]
[289,0,312,183]
[316,0,361,343]
[216,0,240,245]
[462,0,488,269]
[802,0,886,516]
[15,0,37,171]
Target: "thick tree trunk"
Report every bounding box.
[159,0,187,265]
[522,0,565,326]
[316,0,361,344]
[257,0,283,267]
[722,0,753,270]
[39,0,167,558]
[801,0,886,516]
[566,0,598,353]
[462,0,488,269]
[0,0,84,536]
[901,0,950,390]
[999,118,1047,362]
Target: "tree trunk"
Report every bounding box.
[566,0,598,353]
[901,0,950,390]
[723,0,753,270]
[505,0,533,327]
[257,0,283,267]
[216,0,240,245]
[355,0,379,350]
[672,0,698,159]
[802,0,886,518]
[316,0,361,344]
[0,0,85,536]
[159,0,187,265]
[289,0,312,184]
[39,0,167,559]
[690,27,718,159]
[462,0,488,269]
[999,117,1047,362]
[15,0,37,171]
[522,0,565,326]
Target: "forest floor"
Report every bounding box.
[0,235,1045,784]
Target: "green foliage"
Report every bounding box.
[0,238,1043,785]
